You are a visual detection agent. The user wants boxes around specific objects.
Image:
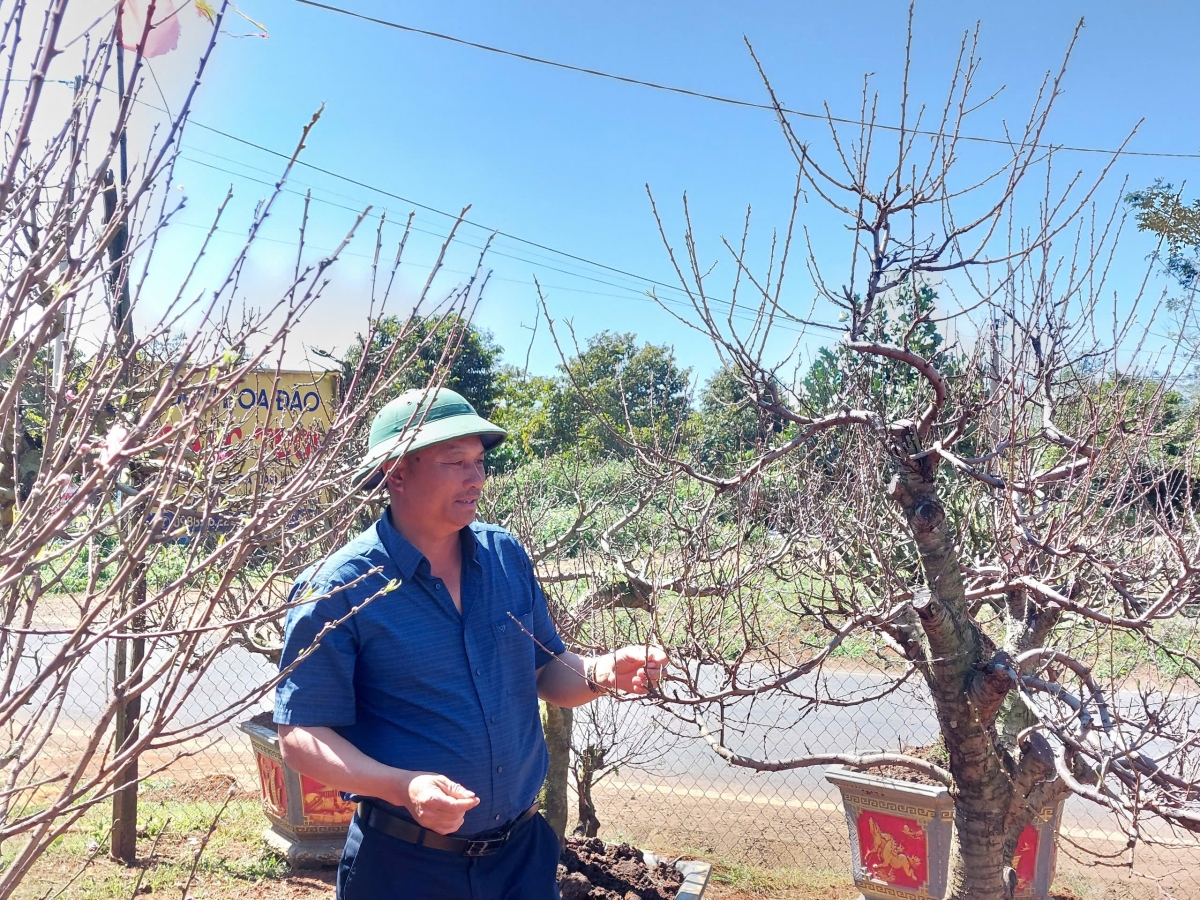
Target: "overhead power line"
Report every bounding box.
[179,121,848,334]
[34,75,845,334]
[182,145,637,276]
[178,152,675,295]
[31,76,703,301]
[175,153,835,334]
[291,0,1200,161]
[183,118,706,300]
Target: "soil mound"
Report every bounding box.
[558,837,685,900]
[864,743,949,787]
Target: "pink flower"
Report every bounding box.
[119,0,182,58]
[99,423,130,469]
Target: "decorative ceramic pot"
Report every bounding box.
[825,766,1063,900]
[239,712,354,867]
[1011,800,1064,898]
[826,766,955,900]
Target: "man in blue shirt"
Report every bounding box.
[274,388,666,900]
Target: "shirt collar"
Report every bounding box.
[377,509,484,579]
[462,524,483,566]
[376,509,425,580]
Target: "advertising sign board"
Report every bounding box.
[161,369,340,529]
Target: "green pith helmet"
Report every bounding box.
[353,388,506,491]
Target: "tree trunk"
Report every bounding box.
[887,428,1019,900]
[539,701,572,844]
[111,571,145,864]
[577,785,600,838]
[576,747,603,837]
[945,781,1014,899]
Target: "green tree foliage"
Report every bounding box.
[1128,182,1200,371]
[528,331,691,460]
[325,319,691,470]
[1060,373,1197,512]
[336,314,504,419]
[1127,180,1200,287]
[802,284,958,417]
[1,342,92,528]
[689,366,788,473]
[555,331,690,457]
[487,368,561,471]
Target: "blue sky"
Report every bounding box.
[117,0,1200,384]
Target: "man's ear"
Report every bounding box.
[383,459,403,490]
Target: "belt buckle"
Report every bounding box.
[463,839,496,857]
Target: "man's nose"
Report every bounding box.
[466,461,486,485]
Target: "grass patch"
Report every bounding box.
[4,781,305,900]
[710,858,853,893]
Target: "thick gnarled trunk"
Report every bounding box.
[887,429,1052,900]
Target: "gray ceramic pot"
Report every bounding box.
[825,766,1063,900]
[239,713,354,868]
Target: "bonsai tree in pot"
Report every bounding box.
[542,15,1200,900]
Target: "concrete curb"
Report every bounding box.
[645,852,713,899]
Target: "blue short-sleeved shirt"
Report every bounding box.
[273,512,566,836]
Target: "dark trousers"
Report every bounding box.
[336,810,562,900]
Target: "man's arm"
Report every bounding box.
[536,646,667,708]
[278,725,479,835]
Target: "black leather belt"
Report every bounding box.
[357,800,539,856]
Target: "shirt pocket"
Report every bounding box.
[491,610,540,696]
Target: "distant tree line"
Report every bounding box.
[325,274,1199,496]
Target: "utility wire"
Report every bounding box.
[180,143,666,286]
[34,75,845,333]
[176,154,833,333]
[179,154,685,300]
[181,117,850,339]
[182,118,704,300]
[167,218,685,304]
[32,77,712,307]
[290,0,1200,161]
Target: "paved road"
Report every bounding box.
[18,628,277,778]
[21,630,1196,844]
[592,666,1197,842]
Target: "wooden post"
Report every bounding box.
[111,590,144,863]
[538,701,572,844]
[108,34,140,863]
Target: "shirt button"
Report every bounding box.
[490,716,496,724]
[494,815,501,821]
[497,765,503,773]
[475,668,482,676]
[435,583,443,590]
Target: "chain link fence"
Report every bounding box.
[583,670,1200,900]
[20,592,276,795]
[24,591,1200,900]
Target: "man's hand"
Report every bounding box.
[402,773,480,835]
[537,647,668,707]
[603,645,668,694]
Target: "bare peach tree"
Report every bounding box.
[484,441,747,843]
[0,1,484,891]
[545,19,1200,900]
[568,692,677,838]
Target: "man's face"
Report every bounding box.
[387,435,487,533]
